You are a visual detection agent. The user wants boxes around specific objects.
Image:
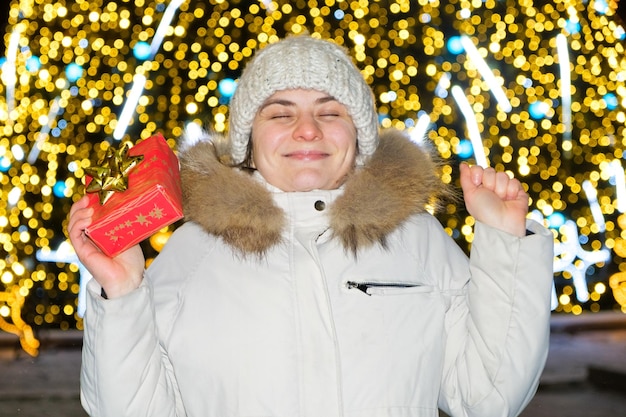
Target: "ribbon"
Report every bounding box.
[85,142,144,205]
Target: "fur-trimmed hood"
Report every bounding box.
[178,129,446,256]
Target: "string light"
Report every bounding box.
[460,35,512,113]
[1,0,626,353]
[556,33,573,151]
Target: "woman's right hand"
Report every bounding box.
[67,195,146,298]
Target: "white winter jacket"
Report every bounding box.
[80,130,554,417]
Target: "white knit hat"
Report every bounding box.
[227,35,379,165]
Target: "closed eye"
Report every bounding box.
[317,102,346,118]
[317,107,343,118]
[265,110,295,120]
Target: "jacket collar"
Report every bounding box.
[178,129,445,256]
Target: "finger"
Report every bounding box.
[478,167,497,190]
[67,220,89,247]
[68,203,93,230]
[68,213,90,236]
[506,178,526,201]
[69,195,89,216]
[459,163,475,192]
[470,164,487,186]
[69,196,93,222]
[492,171,513,198]
[491,173,523,201]
[68,199,92,233]
[67,209,94,245]
[459,163,471,188]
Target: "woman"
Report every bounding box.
[68,35,554,417]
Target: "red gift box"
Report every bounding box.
[84,133,184,257]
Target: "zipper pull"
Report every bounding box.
[345,281,371,296]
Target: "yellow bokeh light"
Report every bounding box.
[0,0,625,357]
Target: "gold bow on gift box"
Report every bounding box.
[85,142,144,205]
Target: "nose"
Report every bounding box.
[293,114,322,141]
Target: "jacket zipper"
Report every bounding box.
[345,280,421,295]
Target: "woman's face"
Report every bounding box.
[251,89,357,192]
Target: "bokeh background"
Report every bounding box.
[1,0,626,356]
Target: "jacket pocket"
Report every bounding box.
[345,280,434,296]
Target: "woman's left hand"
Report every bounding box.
[459,163,529,237]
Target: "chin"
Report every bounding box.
[288,178,329,192]
[293,180,343,192]
[272,169,345,192]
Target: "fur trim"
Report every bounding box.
[179,129,446,256]
[330,130,445,253]
[179,131,285,255]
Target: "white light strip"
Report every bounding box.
[3,28,22,120]
[149,0,185,58]
[113,74,147,140]
[410,113,431,144]
[27,97,61,164]
[460,35,512,112]
[553,220,610,304]
[181,121,204,149]
[113,0,184,139]
[8,186,22,206]
[451,85,488,167]
[582,180,606,232]
[611,159,626,213]
[259,0,276,11]
[575,246,610,302]
[556,34,573,148]
[537,204,611,309]
[564,263,590,303]
[434,72,451,98]
[36,241,92,318]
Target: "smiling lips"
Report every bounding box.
[284,150,330,161]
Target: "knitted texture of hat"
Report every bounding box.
[227,35,379,165]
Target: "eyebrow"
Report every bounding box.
[258,95,338,111]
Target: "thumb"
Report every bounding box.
[459,163,479,193]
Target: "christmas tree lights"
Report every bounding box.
[1,0,626,354]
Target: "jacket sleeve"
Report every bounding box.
[80,278,186,417]
[437,219,554,417]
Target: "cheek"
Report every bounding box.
[336,127,358,157]
[251,133,276,160]
[251,138,287,173]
